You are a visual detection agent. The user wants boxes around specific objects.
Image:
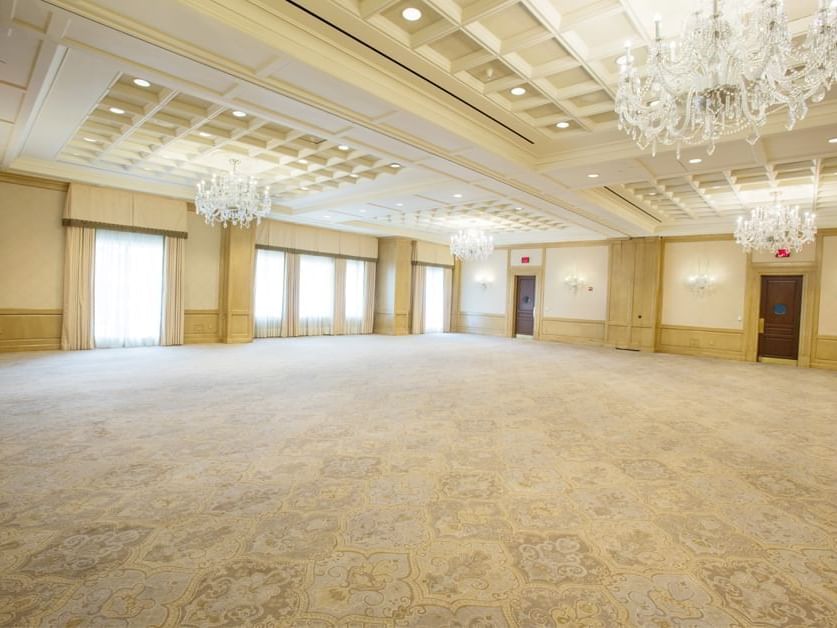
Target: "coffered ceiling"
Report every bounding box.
[2,0,837,243]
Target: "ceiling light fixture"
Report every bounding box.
[556,121,570,128]
[83,137,98,143]
[108,107,125,115]
[195,159,271,228]
[735,192,817,253]
[587,173,599,179]
[337,144,349,150]
[198,131,212,138]
[616,2,837,156]
[132,78,151,88]
[396,202,403,207]
[453,193,463,198]
[514,206,522,210]
[231,110,247,118]
[402,7,422,21]
[510,87,527,96]
[688,158,703,164]
[298,159,308,164]
[829,137,837,144]
[450,229,495,261]
[389,162,402,168]
[349,174,359,178]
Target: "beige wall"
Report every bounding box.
[185,213,221,310]
[661,240,747,330]
[819,236,837,336]
[460,250,508,315]
[0,180,66,309]
[542,245,608,321]
[509,247,543,267]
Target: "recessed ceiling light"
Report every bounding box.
[555,121,570,129]
[648,192,657,196]
[83,137,98,143]
[359,209,366,213]
[132,78,151,88]
[453,193,463,198]
[143,167,152,171]
[402,7,422,21]
[300,186,309,191]
[510,86,527,96]
[349,174,359,178]
[298,159,308,164]
[587,173,599,178]
[514,206,522,210]
[396,202,403,207]
[337,144,349,151]
[688,158,703,164]
[829,137,837,144]
[108,106,125,115]
[389,162,401,168]
[231,110,247,118]
[198,131,212,138]
[324,214,331,219]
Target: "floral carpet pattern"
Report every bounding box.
[1,334,836,627]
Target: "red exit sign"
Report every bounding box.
[521,256,530,264]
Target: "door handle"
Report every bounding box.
[758,318,765,333]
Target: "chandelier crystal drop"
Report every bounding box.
[195,159,272,228]
[450,229,494,261]
[734,193,817,253]
[616,0,837,156]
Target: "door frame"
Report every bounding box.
[505,267,543,338]
[744,261,819,367]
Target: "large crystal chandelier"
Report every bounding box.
[195,159,271,228]
[450,229,494,261]
[734,193,817,253]
[616,0,837,156]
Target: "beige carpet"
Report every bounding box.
[1,334,835,627]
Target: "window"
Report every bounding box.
[424,265,444,333]
[254,249,285,337]
[298,254,335,335]
[345,259,365,333]
[94,229,164,348]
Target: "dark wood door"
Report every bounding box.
[515,275,536,335]
[758,275,803,360]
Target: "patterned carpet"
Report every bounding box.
[1,334,836,627]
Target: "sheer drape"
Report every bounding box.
[411,264,426,334]
[363,262,376,334]
[282,253,299,338]
[93,230,164,348]
[254,249,285,338]
[162,236,184,346]
[443,267,453,333]
[424,266,445,333]
[298,254,334,336]
[61,225,96,350]
[344,259,365,335]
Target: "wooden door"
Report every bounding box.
[515,276,536,335]
[758,275,803,360]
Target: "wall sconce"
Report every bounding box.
[687,273,715,296]
[565,274,585,293]
[475,274,493,290]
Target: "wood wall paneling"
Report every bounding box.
[0,309,63,352]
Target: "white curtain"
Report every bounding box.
[425,266,445,333]
[254,249,285,338]
[93,230,164,348]
[345,259,365,335]
[298,254,335,336]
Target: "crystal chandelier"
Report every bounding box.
[734,192,817,253]
[450,229,494,261]
[195,159,271,228]
[616,0,837,156]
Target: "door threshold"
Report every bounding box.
[515,334,533,340]
[758,356,798,366]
